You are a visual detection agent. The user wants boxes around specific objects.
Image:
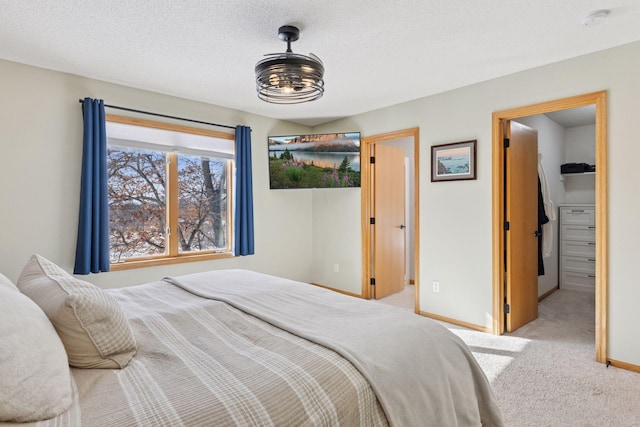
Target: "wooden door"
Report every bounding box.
[505,120,539,331]
[373,144,406,299]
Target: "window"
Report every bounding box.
[106,115,234,269]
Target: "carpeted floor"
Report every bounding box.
[379,287,640,426]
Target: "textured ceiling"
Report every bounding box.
[1,1,639,126]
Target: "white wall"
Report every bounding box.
[515,115,565,297]
[310,188,362,294]
[564,125,597,204]
[0,59,314,288]
[313,41,640,366]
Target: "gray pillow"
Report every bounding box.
[17,255,137,369]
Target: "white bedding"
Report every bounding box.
[3,269,503,427]
[165,269,504,426]
[3,275,387,426]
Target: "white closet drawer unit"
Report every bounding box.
[559,204,595,293]
[560,207,595,225]
[560,240,596,258]
[560,271,596,292]
[560,256,596,274]
[560,225,596,242]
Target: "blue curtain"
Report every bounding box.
[234,125,255,255]
[74,98,110,274]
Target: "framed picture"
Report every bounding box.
[431,140,477,182]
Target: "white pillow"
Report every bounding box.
[0,273,72,422]
[17,255,137,369]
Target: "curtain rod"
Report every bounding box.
[78,99,237,130]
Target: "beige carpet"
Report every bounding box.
[379,287,640,426]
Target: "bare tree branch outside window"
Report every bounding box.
[107,147,228,262]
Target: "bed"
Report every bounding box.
[1,256,503,427]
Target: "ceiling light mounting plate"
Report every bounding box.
[278,25,299,43]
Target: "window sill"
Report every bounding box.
[110,252,234,271]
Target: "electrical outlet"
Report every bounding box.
[433,281,440,292]
[333,263,339,273]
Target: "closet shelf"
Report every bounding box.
[560,171,595,182]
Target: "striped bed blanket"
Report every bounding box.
[6,269,503,426]
[165,270,504,427]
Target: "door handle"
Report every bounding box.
[533,230,541,237]
[399,225,406,230]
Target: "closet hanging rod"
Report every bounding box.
[77,99,237,130]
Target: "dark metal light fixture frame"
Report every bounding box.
[255,25,324,104]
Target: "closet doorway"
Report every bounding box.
[491,91,608,363]
[361,128,420,311]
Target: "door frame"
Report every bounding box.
[491,91,608,362]
[362,128,420,312]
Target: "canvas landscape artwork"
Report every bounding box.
[268,132,361,189]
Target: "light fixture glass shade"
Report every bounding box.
[255,52,324,104]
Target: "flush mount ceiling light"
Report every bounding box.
[255,25,324,104]
[581,10,608,27]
